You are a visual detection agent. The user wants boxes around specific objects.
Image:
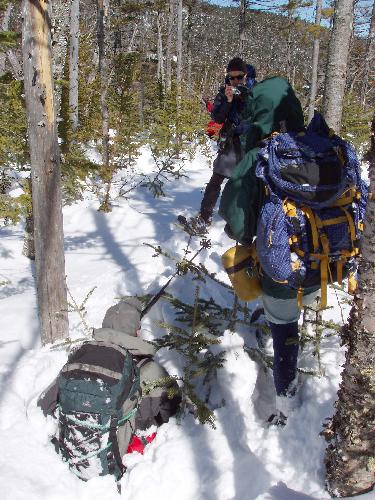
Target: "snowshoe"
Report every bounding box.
[176,215,209,237]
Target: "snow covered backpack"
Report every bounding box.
[255,112,368,308]
[53,341,141,481]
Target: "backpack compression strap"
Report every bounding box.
[283,197,359,310]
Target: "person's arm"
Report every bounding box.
[211,88,231,124]
[218,148,264,245]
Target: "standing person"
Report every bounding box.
[219,77,317,425]
[198,58,256,225]
[219,76,366,425]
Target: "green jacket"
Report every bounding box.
[219,77,319,299]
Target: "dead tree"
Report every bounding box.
[325,113,375,497]
[22,0,69,344]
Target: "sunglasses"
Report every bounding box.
[228,74,245,81]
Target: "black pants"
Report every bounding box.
[200,173,226,222]
[269,321,299,396]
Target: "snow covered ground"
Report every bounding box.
[0,148,374,500]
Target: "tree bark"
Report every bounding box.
[239,0,246,60]
[165,0,174,92]
[156,11,164,88]
[176,0,182,88]
[176,0,182,129]
[0,3,23,80]
[360,0,375,108]
[308,0,322,123]
[22,0,69,344]
[50,0,69,116]
[325,113,375,497]
[69,0,79,131]
[186,3,193,89]
[322,0,354,133]
[0,3,13,75]
[22,176,35,260]
[96,0,111,212]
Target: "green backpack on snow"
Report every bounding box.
[54,341,141,481]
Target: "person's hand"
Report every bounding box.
[225,84,234,103]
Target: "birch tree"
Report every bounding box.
[307,0,322,123]
[322,0,354,132]
[22,0,69,344]
[324,112,375,497]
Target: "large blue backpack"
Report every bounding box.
[255,112,368,308]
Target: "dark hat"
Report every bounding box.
[102,297,142,337]
[226,57,247,74]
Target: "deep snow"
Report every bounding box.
[0,147,374,500]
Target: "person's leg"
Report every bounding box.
[199,173,226,223]
[262,293,302,396]
[262,291,319,422]
[269,321,299,397]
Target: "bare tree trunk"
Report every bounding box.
[22,176,35,260]
[6,49,23,79]
[134,80,144,127]
[186,3,193,89]
[176,0,182,88]
[22,0,69,344]
[69,0,79,131]
[308,0,322,123]
[165,0,174,92]
[176,0,182,129]
[0,3,13,75]
[239,0,246,59]
[322,0,354,132]
[325,112,375,496]
[156,11,164,88]
[96,0,111,212]
[50,0,70,116]
[286,7,294,82]
[127,24,138,52]
[360,1,375,108]
[0,3,23,80]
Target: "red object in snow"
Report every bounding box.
[127,432,157,455]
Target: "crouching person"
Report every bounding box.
[38,297,181,482]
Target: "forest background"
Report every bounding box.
[0,0,374,227]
